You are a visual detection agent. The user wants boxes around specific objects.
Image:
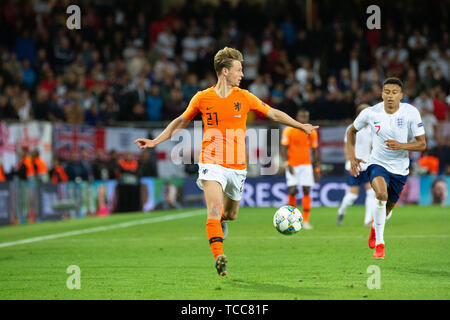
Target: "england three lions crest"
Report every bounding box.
[396,117,405,128]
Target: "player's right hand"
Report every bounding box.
[134,138,157,149]
[349,157,366,177]
[287,164,294,174]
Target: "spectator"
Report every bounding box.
[270,82,285,107]
[418,151,439,175]
[181,73,199,102]
[163,88,185,121]
[279,84,301,119]
[31,149,49,183]
[92,150,111,181]
[108,150,119,180]
[50,157,69,184]
[0,159,6,182]
[16,147,35,180]
[53,36,75,72]
[0,95,19,120]
[21,59,36,89]
[146,85,163,121]
[156,26,176,59]
[128,102,148,121]
[242,38,260,86]
[137,149,158,177]
[181,29,199,72]
[248,75,270,102]
[65,151,89,181]
[413,90,434,114]
[432,88,450,121]
[84,103,102,126]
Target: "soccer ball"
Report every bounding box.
[273,205,303,235]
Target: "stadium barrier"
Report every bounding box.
[0,175,448,227]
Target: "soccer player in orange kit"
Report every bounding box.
[135,47,319,277]
[281,109,320,230]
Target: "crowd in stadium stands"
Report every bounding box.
[0,1,449,175]
[0,146,159,183]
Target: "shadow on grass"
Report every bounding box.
[225,278,322,298]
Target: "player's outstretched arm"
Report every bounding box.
[266,108,319,135]
[135,116,191,149]
[346,125,366,177]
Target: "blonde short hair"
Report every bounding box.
[214,47,243,77]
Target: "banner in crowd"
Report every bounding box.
[183,175,426,208]
[0,122,15,174]
[1,175,448,226]
[53,123,103,161]
[0,121,52,174]
[39,183,64,221]
[183,176,355,208]
[0,182,11,226]
[319,125,347,163]
[53,123,149,161]
[105,127,149,155]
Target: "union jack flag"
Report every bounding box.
[53,124,104,160]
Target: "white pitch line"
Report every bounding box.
[0,209,205,249]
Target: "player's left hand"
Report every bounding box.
[385,139,403,150]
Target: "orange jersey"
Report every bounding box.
[281,127,318,167]
[33,157,48,175]
[182,86,270,170]
[0,165,5,182]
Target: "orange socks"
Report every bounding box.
[288,194,297,207]
[302,195,311,222]
[206,218,223,260]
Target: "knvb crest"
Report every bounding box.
[234,102,241,112]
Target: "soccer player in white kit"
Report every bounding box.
[337,104,376,227]
[346,78,426,259]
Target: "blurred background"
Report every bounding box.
[0,0,449,225]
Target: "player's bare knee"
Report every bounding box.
[225,210,238,220]
[375,192,388,202]
[208,202,223,220]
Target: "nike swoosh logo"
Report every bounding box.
[234,115,241,118]
[206,107,213,110]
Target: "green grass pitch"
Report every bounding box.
[0,205,449,300]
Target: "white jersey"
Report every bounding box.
[345,124,372,171]
[353,102,425,176]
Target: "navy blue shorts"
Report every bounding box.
[347,170,370,186]
[367,164,407,203]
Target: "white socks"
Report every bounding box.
[386,210,392,221]
[365,189,376,225]
[374,199,387,245]
[338,192,358,215]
